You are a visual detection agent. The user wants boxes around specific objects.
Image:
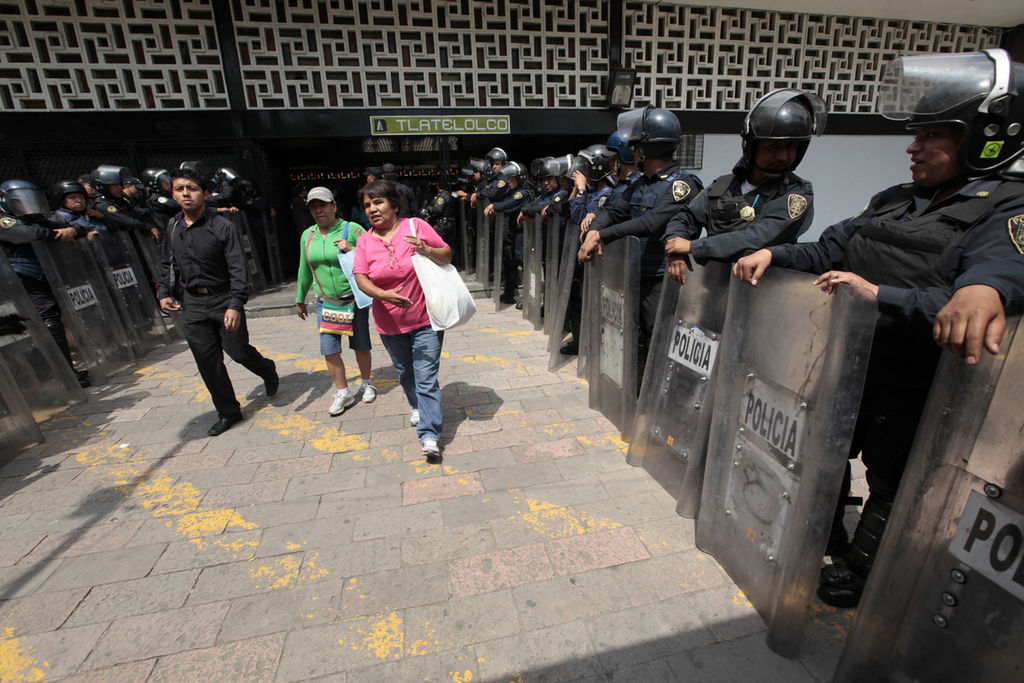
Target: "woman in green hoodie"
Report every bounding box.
[296,186,376,416]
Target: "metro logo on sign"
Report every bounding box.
[950,490,1024,603]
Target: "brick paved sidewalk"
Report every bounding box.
[0,295,852,682]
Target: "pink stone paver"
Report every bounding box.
[513,437,583,464]
[547,527,650,575]
[252,453,332,482]
[402,472,485,505]
[148,632,285,683]
[449,543,555,598]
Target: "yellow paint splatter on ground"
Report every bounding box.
[450,670,473,682]
[135,365,211,403]
[575,432,628,454]
[411,462,462,476]
[541,421,573,437]
[255,412,369,453]
[477,327,533,338]
[508,496,622,538]
[0,628,48,682]
[361,612,404,660]
[453,354,529,375]
[249,553,303,589]
[407,624,439,656]
[732,589,753,608]
[808,602,855,640]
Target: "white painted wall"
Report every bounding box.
[691,134,911,243]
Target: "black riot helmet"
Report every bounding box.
[530,157,551,179]
[50,180,88,204]
[617,106,681,162]
[141,168,172,194]
[878,49,1024,174]
[485,147,508,164]
[741,89,827,171]
[177,161,210,189]
[90,165,130,197]
[497,161,525,182]
[211,167,241,188]
[0,180,50,218]
[577,144,618,184]
[606,130,635,164]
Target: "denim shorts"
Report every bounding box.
[317,299,371,355]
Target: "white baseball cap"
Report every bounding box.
[305,186,334,205]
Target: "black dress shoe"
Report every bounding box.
[208,414,243,436]
[264,364,279,397]
[559,342,579,356]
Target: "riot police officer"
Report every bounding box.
[381,163,418,217]
[90,165,160,241]
[475,148,511,207]
[141,167,180,225]
[664,89,826,285]
[49,180,104,241]
[570,144,618,231]
[485,161,535,304]
[605,130,639,202]
[733,49,1024,608]
[0,180,90,386]
[421,182,457,244]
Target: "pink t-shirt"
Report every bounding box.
[353,217,449,335]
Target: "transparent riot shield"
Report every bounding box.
[0,353,43,458]
[522,214,544,329]
[543,214,562,338]
[458,198,472,275]
[547,222,583,371]
[128,231,184,339]
[492,214,508,308]
[835,315,1024,682]
[474,205,491,292]
[695,268,877,657]
[89,232,170,356]
[32,240,135,385]
[627,262,732,517]
[583,236,641,432]
[232,212,266,294]
[259,209,282,283]
[576,257,593,380]
[0,252,85,418]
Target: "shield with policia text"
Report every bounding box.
[457,196,473,274]
[626,262,731,517]
[835,315,1024,682]
[696,268,876,657]
[0,251,85,420]
[474,205,492,294]
[584,236,641,434]
[32,239,135,385]
[492,213,508,308]
[522,214,544,329]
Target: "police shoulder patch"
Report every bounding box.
[437,197,445,205]
[513,191,523,200]
[106,204,118,213]
[787,194,808,219]
[0,216,16,229]
[497,180,506,188]
[598,196,608,207]
[671,180,691,202]
[157,197,168,204]
[1009,214,1024,254]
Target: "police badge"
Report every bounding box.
[107,205,118,213]
[1009,214,1024,254]
[513,191,523,200]
[671,180,691,202]
[497,180,506,188]
[787,194,807,219]
[0,216,16,229]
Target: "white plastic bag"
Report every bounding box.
[408,219,476,331]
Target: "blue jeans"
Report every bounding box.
[379,325,444,443]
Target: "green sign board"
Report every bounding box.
[369,115,510,136]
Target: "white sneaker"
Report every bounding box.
[361,383,377,404]
[422,439,439,456]
[329,391,357,417]
[409,409,420,426]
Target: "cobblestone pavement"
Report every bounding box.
[0,291,856,681]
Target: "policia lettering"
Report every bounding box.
[668,322,717,375]
[740,378,802,461]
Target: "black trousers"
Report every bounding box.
[183,290,275,419]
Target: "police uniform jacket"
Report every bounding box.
[395,182,418,218]
[479,177,511,204]
[1,213,85,280]
[520,190,555,217]
[589,162,703,276]
[147,193,180,224]
[569,186,612,225]
[50,208,105,234]
[157,208,250,311]
[664,161,813,265]
[92,195,150,233]
[769,175,1024,385]
[491,186,535,217]
[549,190,571,220]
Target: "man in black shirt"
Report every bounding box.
[157,167,278,436]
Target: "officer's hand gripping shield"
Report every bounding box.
[522,214,544,329]
[835,314,1024,682]
[584,236,642,434]
[627,262,731,517]
[696,269,876,657]
[31,239,136,385]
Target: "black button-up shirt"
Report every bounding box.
[157,209,249,310]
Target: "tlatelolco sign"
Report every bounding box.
[369,115,510,135]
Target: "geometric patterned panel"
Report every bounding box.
[232,0,610,109]
[623,5,1003,113]
[0,0,227,111]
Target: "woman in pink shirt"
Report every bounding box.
[353,180,452,462]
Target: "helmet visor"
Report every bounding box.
[878,52,994,121]
[567,154,590,179]
[616,108,646,142]
[7,187,50,217]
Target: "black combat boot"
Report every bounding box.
[818,494,893,608]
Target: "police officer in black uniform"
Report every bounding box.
[734,49,1024,608]
[485,161,535,304]
[49,180,105,241]
[421,182,457,244]
[578,107,704,363]
[90,165,160,242]
[0,180,91,386]
[664,89,826,285]
[605,130,639,203]
[142,168,180,226]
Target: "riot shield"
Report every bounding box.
[457,198,472,275]
[31,239,135,385]
[522,214,544,329]
[474,204,491,292]
[543,213,562,338]
[259,209,282,283]
[89,232,171,356]
[0,252,85,418]
[576,254,592,380]
[492,214,508,308]
[547,222,583,371]
[232,212,266,294]
[695,268,876,657]
[128,231,184,339]
[0,353,43,458]
[835,315,1024,682]
[626,262,732,517]
[584,236,641,432]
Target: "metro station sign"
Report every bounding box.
[369,115,510,135]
